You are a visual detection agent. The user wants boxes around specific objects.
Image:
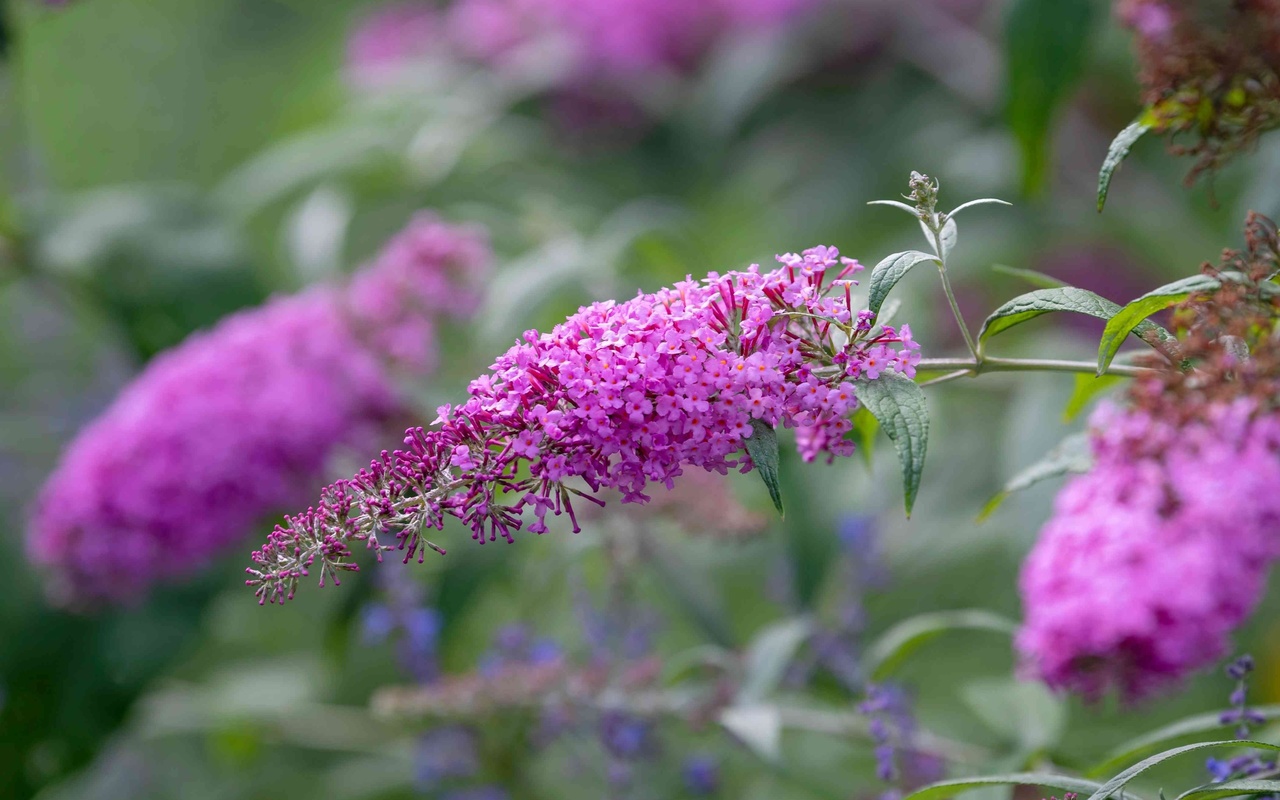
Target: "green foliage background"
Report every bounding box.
[1,0,1279,798]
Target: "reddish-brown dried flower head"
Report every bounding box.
[1118,0,1280,181]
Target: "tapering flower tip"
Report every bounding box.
[28,214,490,609]
[247,245,922,605]
[1017,401,1280,702]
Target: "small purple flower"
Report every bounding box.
[415,725,481,791]
[361,604,397,645]
[682,755,720,795]
[599,711,655,759]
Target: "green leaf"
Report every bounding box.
[867,199,921,217]
[1004,0,1096,194]
[1176,780,1280,800]
[1098,120,1153,212]
[921,216,959,261]
[1085,741,1280,800]
[720,705,782,763]
[992,264,1069,289]
[948,198,1013,219]
[979,287,1120,343]
[736,618,812,705]
[853,372,930,515]
[960,678,1067,753]
[1087,706,1280,778]
[863,609,1016,680]
[745,419,784,515]
[1097,275,1220,374]
[868,250,938,317]
[850,407,879,469]
[903,773,1112,800]
[978,432,1091,521]
[977,287,1176,353]
[1062,373,1125,422]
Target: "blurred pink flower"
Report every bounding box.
[1017,400,1280,701]
[27,214,489,608]
[346,2,441,86]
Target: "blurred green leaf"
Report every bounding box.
[853,372,929,516]
[991,264,1069,290]
[1175,780,1280,800]
[960,678,1067,754]
[1085,741,1280,800]
[1062,373,1125,422]
[745,419,784,516]
[1097,275,1219,374]
[1004,0,1096,194]
[1086,706,1280,778]
[863,609,1016,680]
[719,705,782,763]
[979,432,1090,521]
[904,773,1113,800]
[736,617,812,705]
[850,407,879,469]
[1098,120,1153,212]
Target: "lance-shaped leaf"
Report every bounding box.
[863,609,1016,680]
[850,406,879,468]
[868,250,938,317]
[1097,275,1220,374]
[1005,0,1096,194]
[1098,120,1153,211]
[1062,373,1125,422]
[992,264,1069,289]
[736,617,812,705]
[1084,741,1280,800]
[979,432,1091,521]
[853,372,929,515]
[903,773,1111,800]
[1086,705,1280,778]
[948,198,1013,219]
[920,216,959,260]
[1176,780,1280,800]
[977,287,1174,349]
[745,419,784,515]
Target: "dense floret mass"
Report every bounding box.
[1018,213,1280,700]
[247,246,921,604]
[28,214,488,607]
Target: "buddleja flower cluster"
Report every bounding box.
[1018,213,1280,701]
[247,246,922,604]
[27,213,489,607]
[1117,0,1280,181]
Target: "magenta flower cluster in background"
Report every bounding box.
[1017,399,1280,701]
[347,0,824,87]
[247,246,921,605]
[446,0,822,77]
[27,214,489,608]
